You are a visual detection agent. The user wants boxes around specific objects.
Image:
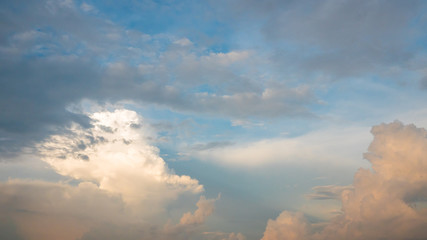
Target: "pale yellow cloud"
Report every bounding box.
[38,109,202,211]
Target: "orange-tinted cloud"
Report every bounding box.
[0,179,219,240]
[262,121,427,240]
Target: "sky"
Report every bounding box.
[1,0,427,239]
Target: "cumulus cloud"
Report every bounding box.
[262,211,309,240]
[180,195,220,225]
[76,194,220,240]
[261,121,427,240]
[0,180,125,240]
[38,109,203,208]
[0,179,219,240]
[0,109,222,240]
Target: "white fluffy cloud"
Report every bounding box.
[0,109,217,240]
[261,121,427,240]
[38,109,202,208]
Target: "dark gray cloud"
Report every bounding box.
[0,57,96,157]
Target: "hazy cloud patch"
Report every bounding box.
[306,185,353,200]
[191,126,370,167]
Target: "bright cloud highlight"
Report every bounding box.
[38,109,203,206]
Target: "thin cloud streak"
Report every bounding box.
[190,126,370,167]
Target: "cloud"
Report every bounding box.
[78,194,220,240]
[0,57,97,158]
[38,109,203,208]
[189,86,313,118]
[80,2,95,12]
[201,51,251,66]
[190,141,235,151]
[179,195,220,225]
[203,232,246,240]
[306,185,353,200]
[221,232,247,240]
[0,0,316,158]
[262,211,309,240]
[0,180,125,240]
[0,179,219,240]
[0,109,223,240]
[231,119,264,128]
[261,121,427,240]
[190,126,370,167]
[219,0,427,79]
[173,38,193,47]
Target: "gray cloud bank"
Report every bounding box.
[262,121,427,240]
[219,0,427,80]
[2,0,427,158]
[0,0,315,158]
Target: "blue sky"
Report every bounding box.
[1,1,427,239]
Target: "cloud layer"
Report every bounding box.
[0,0,315,158]
[262,121,427,240]
[220,0,427,79]
[2,1,427,239]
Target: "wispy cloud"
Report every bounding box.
[190,126,370,167]
[306,185,353,200]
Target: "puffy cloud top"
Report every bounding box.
[262,121,427,240]
[38,109,203,206]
